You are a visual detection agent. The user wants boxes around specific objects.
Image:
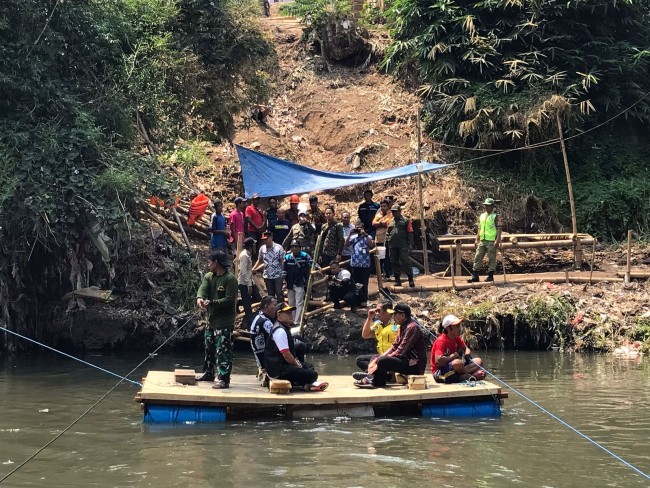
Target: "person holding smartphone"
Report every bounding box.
[345,220,374,306]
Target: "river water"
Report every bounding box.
[1,350,649,487]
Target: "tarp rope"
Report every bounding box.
[0,311,198,485]
[468,358,650,480]
[378,288,649,480]
[0,325,142,387]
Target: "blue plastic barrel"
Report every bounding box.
[421,400,501,418]
[144,404,226,423]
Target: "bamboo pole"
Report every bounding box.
[589,239,596,284]
[500,248,507,283]
[449,248,456,290]
[374,253,383,290]
[171,207,192,253]
[625,230,633,283]
[298,233,324,334]
[142,207,185,248]
[440,238,595,251]
[234,232,243,278]
[556,111,580,267]
[454,241,462,277]
[304,303,334,318]
[616,271,650,279]
[416,107,429,275]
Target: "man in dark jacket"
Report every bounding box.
[284,241,312,325]
[354,303,427,388]
[386,204,415,287]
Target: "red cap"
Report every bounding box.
[290,194,300,204]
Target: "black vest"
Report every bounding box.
[264,323,295,378]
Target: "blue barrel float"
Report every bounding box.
[421,400,501,418]
[144,404,226,423]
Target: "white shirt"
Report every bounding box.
[336,269,352,282]
[238,249,253,286]
[271,323,290,353]
[342,223,356,256]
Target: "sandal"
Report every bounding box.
[354,376,376,389]
[306,381,329,392]
[212,380,230,389]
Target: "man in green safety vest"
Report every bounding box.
[468,198,502,283]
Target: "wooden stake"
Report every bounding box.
[454,241,462,277]
[234,232,244,278]
[556,111,579,266]
[449,248,456,290]
[416,107,429,275]
[589,238,596,285]
[625,230,632,283]
[374,253,383,290]
[500,248,507,283]
[142,207,185,248]
[171,207,192,253]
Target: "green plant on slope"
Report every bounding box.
[383,0,650,149]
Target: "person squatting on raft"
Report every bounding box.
[431,315,485,383]
[251,297,307,383]
[195,250,238,389]
[354,303,427,388]
[264,303,328,391]
[354,301,399,376]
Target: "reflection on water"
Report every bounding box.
[0,351,649,487]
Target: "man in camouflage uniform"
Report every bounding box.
[196,250,238,389]
[386,204,415,287]
[319,206,344,266]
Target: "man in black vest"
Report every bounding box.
[264,303,328,391]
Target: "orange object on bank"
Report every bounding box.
[188,194,210,226]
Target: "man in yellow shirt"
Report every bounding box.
[353,301,399,379]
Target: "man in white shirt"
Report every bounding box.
[326,261,357,310]
[341,211,356,259]
[238,237,262,328]
[254,231,285,302]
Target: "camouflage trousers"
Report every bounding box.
[203,327,233,383]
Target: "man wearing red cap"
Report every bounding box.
[285,194,301,225]
[431,315,485,383]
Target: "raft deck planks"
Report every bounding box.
[136,371,507,417]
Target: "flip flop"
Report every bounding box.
[307,381,329,392]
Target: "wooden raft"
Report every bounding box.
[135,371,507,419]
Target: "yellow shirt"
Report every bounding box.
[371,319,399,354]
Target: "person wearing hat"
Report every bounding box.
[282,211,316,254]
[430,315,484,383]
[320,206,344,266]
[386,204,415,287]
[245,193,266,245]
[238,237,262,329]
[229,196,246,248]
[285,194,301,225]
[358,189,379,238]
[307,195,326,234]
[468,198,502,283]
[265,302,328,391]
[354,301,399,376]
[195,250,239,389]
[284,240,313,323]
[355,303,427,388]
[254,230,285,302]
[209,198,230,253]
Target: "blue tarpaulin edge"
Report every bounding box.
[235,145,450,198]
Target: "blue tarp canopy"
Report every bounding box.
[235,145,450,198]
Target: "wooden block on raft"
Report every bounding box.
[269,379,292,394]
[407,375,427,390]
[174,369,197,385]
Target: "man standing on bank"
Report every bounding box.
[386,204,415,287]
[238,237,262,329]
[196,251,239,389]
[468,198,502,283]
[254,231,285,302]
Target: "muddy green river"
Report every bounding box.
[1,351,649,487]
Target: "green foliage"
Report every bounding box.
[163,141,213,172]
[281,0,352,30]
[383,0,650,149]
[0,0,273,341]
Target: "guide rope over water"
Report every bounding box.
[0,311,199,485]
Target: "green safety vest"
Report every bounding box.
[479,212,498,241]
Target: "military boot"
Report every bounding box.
[393,274,403,286]
[485,272,494,282]
[467,272,479,283]
[408,277,415,288]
